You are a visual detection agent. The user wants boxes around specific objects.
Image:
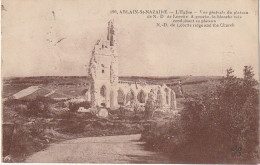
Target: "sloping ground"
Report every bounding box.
[44,90,56,97]
[44,87,87,99]
[12,86,40,99]
[180,76,221,83]
[3,76,221,87]
[3,76,221,100]
[4,86,52,100]
[48,93,69,100]
[53,87,87,98]
[2,76,91,86]
[3,85,87,101]
[2,84,32,98]
[182,80,220,96]
[21,88,51,100]
[170,79,221,97]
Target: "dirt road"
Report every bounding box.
[25,134,173,163]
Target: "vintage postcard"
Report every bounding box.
[1,0,259,163]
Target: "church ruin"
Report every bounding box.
[86,20,176,110]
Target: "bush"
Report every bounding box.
[25,96,53,117]
[142,66,259,163]
[4,96,53,117]
[179,66,259,163]
[9,122,46,159]
[57,120,86,134]
[68,101,91,112]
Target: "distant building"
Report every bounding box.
[86,20,176,110]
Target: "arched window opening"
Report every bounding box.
[117,89,125,105]
[137,90,146,103]
[165,88,169,105]
[101,64,105,74]
[100,85,106,98]
[126,90,135,104]
[157,90,163,107]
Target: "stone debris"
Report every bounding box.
[64,97,87,106]
[67,97,86,103]
[97,108,109,118]
[78,107,91,113]
[88,107,99,114]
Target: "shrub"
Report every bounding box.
[9,121,46,159]
[142,66,259,163]
[25,96,52,117]
[68,101,91,112]
[4,96,53,117]
[179,66,259,163]
[57,120,86,134]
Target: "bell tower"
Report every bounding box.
[107,20,116,46]
[88,20,119,109]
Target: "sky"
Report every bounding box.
[1,0,258,78]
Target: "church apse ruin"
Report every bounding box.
[86,20,176,110]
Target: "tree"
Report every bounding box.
[180,66,259,163]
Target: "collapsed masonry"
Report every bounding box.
[86,20,176,110]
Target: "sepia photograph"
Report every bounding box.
[1,0,259,163]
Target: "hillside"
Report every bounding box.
[2,76,221,100]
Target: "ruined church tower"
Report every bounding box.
[87,20,177,111]
[88,20,119,109]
